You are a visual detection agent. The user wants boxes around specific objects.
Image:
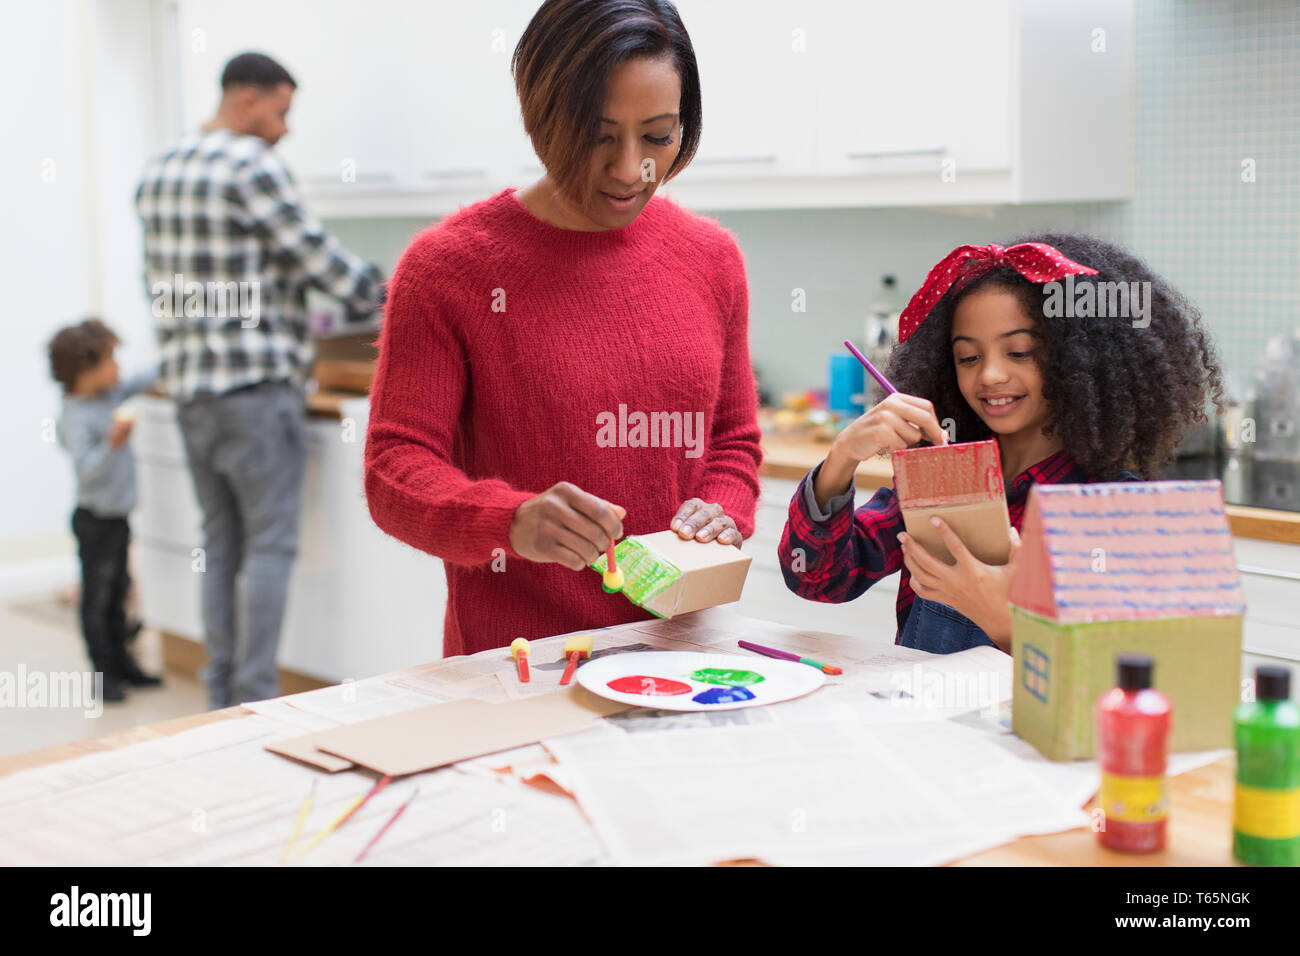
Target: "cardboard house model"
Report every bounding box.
[1009,480,1244,760]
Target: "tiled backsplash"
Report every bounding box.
[326,0,1298,403]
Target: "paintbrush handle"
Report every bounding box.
[843,340,898,395]
[560,652,580,686]
[738,640,800,662]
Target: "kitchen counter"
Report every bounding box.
[299,387,1300,546]
[305,386,362,418]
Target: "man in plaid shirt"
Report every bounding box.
[134,52,384,708]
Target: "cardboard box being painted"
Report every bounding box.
[892,439,1011,566]
[592,530,751,619]
[1009,480,1244,761]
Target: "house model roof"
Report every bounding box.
[1009,480,1245,623]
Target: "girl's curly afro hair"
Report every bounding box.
[885,233,1225,480]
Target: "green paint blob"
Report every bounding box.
[689,668,765,686]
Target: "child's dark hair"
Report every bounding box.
[886,233,1225,479]
[48,318,118,394]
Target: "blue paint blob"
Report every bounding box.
[692,686,756,705]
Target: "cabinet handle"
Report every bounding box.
[422,168,487,180]
[1238,564,1300,583]
[302,172,395,187]
[846,147,947,159]
[692,154,777,166]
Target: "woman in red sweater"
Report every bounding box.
[364,0,762,657]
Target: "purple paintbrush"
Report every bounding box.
[843,339,898,395]
[738,640,842,675]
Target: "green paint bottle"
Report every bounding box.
[1233,666,1300,866]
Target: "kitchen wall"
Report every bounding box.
[328,0,1299,402]
[0,0,162,585]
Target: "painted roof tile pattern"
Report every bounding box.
[892,439,1005,509]
[1009,480,1245,623]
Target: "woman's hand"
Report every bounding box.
[671,499,742,547]
[509,482,625,571]
[814,393,948,510]
[898,519,1022,652]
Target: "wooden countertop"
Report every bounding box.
[0,704,1239,866]
[305,387,363,418]
[760,433,1300,545]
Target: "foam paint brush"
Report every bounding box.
[510,637,530,683]
[559,634,593,686]
[601,538,625,593]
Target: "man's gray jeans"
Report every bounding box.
[177,381,306,708]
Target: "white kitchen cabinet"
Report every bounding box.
[164,0,1133,217]
[174,0,413,188]
[663,0,1133,209]
[129,395,445,683]
[171,0,540,216]
[808,0,1015,177]
[1233,537,1300,665]
[669,0,815,180]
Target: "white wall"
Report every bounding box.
[0,0,164,573]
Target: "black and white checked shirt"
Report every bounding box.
[135,129,384,400]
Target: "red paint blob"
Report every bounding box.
[607,675,693,697]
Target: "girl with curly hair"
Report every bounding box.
[778,233,1225,654]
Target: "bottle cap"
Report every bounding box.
[1255,666,1291,702]
[1116,654,1154,691]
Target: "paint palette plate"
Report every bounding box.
[577,651,826,711]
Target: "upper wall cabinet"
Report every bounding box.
[169,0,1133,216]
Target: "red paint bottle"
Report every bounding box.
[1095,654,1172,853]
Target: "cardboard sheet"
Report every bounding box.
[264,732,356,773]
[308,689,630,777]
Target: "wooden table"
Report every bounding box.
[0,704,1239,866]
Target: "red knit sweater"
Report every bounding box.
[364,188,763,657]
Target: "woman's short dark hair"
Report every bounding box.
[885,233,1225,480]
[512,0,701,203]
[48,319,118,393]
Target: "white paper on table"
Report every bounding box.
[241,697,344,731]
[0,715,355,865]
[275,674,450,724]
[546,714,1090,866]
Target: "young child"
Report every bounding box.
[49,319,162,700]
[779,234,1225,654]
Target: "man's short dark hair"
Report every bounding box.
[221,52,296,91]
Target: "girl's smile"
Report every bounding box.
[950,286,1062,474]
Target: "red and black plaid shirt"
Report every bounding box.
[778,449,1093,643]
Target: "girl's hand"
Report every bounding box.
[899,519,1022,653]
[671,499,742,547]
[509,482,626,571]
[814,393,948,509]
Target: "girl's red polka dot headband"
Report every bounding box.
[897,242,1099,342]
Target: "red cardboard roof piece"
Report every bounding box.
[1009,480,1245,623]
[892,439,1005,508]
